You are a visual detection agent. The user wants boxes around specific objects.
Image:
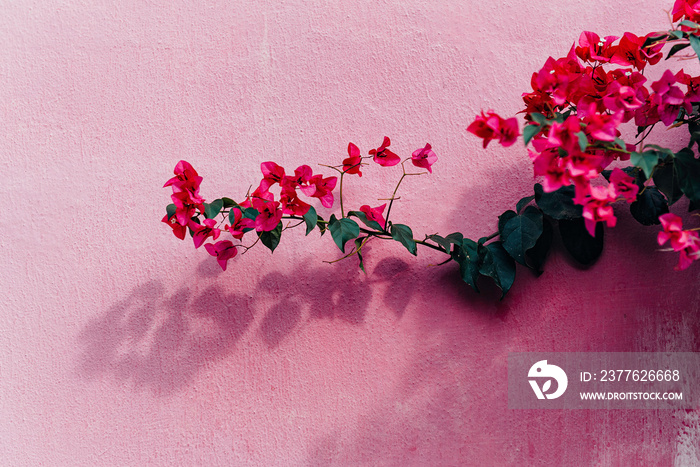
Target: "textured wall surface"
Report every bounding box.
[1,0,699,465]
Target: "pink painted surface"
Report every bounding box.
[1,0,699,465]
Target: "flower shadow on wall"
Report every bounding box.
[77,259,417,394]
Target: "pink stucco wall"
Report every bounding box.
[1,0,699,465]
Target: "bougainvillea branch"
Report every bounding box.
[163,1,700,298]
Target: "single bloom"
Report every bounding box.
[252,198,283,232]
[343,142,363,176]
[411,143,437,173]
[205,240,238,271]
[369,137,401,167]
[359,203,387,229]
[581,184,618,236]
[162,214,186,240]
[191,218,221,249]
[609,168,639,203]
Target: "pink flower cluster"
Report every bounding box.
[467,27,700,240]
[658,213,700,270]
[164,137,437,271]
[466,111,519,148]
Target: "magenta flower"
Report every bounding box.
[343,142,363,176]
[658,213,700,270]
[259,162,286,191]
[191,218,221,249]
[280,188,311,216]
[369,137,401,167]
[205,240,238,271]
[171,190,203,226]
[226,207,254,240]
[299,174,337,208]
[252,199,283,232]
[609,168,639,203]
[651,70,691,126]
[467,111,519,148]
[529,147,568,193]
[411,143,437,173]
[359,203,387,229]
[162,214,187,240]
[164,160,203,193]
[575,31,618,63]
[581,184,618,236]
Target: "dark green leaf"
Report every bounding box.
[355,237,366,273]
[653,162,683,205]
[498,210,517,236]
[523,124,541,146]
[243,207,259,220]
[445,232,464,244]
[525,217,553,275]
[303,206,318,236]
[317,215,327,236]
[204,199,224,219]
[674,147,700,204]
[348,210,384,231]
[642,34,667,48]
[680,20,700,29]
[516,195,536,213]
[501,206,544,265]
[690,200,700,212]
[453,238,481,292]
[221,197,238,209]
[630,187,669,225]
[258,222,283,253]
[428,234,451,252]
[667,42,691,59]
[166,203,177,220]
[688,34,700,64]
[558,217,604,266]
[534,183,582,220]
[391,224,417,256]
[478,242,516,299]
[328,215,360,253]
[631,151,660,179]
[644,144,674,159]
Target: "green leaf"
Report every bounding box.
[258,222,282,253]
[674,147,700,203]
[558,217,604,266]
[355,237,366,273]
[498,210,517,236]
[688,34,700,64]
[317,215,327,236]
[530,113,547,125]
[500,206,544,265]
[221,197,238,209]
[204,199,224,219]
[670,30,685,40]
[644,144,674,159]
[478,242,516,299]
[166,203,177,220]
[453,238,481,292]
[642,34,667,48]
[576,132,588,152]
[534,183,582,220]
[303,206,318,236]
[348,210,384,231]
[391,224,417,256]
[653,162,683,205]
[680,20,700,29]
[525,217,553,275]
[516,195,536,213]
[243,208,259,220]
[523,124,541,146]
[328,215,360,253]
[630,151,660,179]
[445,232,464,244]
[667,42,691,59]
[630,187,669,225]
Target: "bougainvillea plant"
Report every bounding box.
[163,1,700,298]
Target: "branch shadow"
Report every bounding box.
[76,280,254,395]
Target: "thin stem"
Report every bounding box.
[339,172,345,217]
